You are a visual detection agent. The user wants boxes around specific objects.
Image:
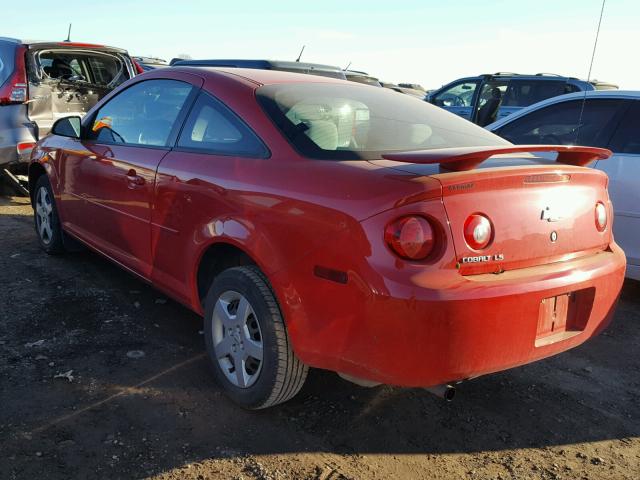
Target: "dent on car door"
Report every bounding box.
[61,78,198,277]
[26,48,133,137]
[597,100,640,267]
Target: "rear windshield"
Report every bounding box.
[0,42,16,87]
[257,83,508,160]
[34,50,131,87]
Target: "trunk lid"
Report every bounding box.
[373,148,613,275]
[434,165,612,275]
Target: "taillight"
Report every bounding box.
[17,141,36,157]
[385,216,435,260]
[464,214,493,250]
[0,45,28,106]
[595,202,607,232]
[132,59,144,75]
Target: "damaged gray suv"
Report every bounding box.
[0,37,138,191]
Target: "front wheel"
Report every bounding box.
[203,266,308,409]
[33,175,65,254]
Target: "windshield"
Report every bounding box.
[257,83,509,160]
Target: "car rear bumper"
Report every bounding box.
[0,104,36,169]
[286,245,625,387]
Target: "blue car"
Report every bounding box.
[425,72,617,126]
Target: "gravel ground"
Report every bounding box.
[1,195,639,480]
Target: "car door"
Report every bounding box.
[430,80,480,120]
[472,78,509,126]
[150,91,270,304]
[60,77,199,277]
[596,99,640,271]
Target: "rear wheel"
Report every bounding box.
[203,266,308,409]
[33,175,65,254]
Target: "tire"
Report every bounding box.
[203,265,308,409]
[33,175,65,255]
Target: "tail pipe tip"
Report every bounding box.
[425,384,456,402]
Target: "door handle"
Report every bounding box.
[125,169,145,186]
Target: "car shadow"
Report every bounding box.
[1,241,639,478]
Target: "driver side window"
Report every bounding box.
[433,81,479,107]
[87,79,193,147]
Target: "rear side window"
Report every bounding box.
[177,92,268,157]
[88,79,193,147]
[609,100,640,154]
[502,80,568,107]
[0,42,16,87]
[495,99,624,147]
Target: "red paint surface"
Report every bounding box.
[30,68,626,387]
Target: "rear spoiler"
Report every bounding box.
[381,145,612,172]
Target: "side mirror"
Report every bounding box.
[51,116,82,139]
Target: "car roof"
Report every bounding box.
[172,58,344,72]
[486,90,640,130]
[0,36,127,52]
[172,66,352,86]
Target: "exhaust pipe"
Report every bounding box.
[425,384,456,402]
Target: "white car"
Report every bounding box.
[487,91,640,281]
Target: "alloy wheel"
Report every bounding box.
[35,186,54,245]
[210,290,263,388]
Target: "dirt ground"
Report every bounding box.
[0,194,639,480]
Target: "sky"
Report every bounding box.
[4,0,639,90]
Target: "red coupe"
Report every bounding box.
[28,67,626,408]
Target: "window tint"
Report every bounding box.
[609,101,640,154]
[177,92,268,157]
[433,81,479,107]
[88,79,193,147]
[502,80,568,107]
[257,83,508,160]
[496,99,624,147]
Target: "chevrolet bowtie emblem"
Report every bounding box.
[541,206,563,222]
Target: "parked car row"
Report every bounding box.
[0,40,427,193]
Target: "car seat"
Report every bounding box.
[476,87,502,126]
[287,103,338,150]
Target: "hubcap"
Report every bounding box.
[211,290,263,388]
[35,186,53,245]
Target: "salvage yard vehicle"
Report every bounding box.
[28,67,625,409]
[426,72,618,126]
[0,37,138,192]
[487,90,640,281]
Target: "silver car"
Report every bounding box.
[0,37,138,191]
[487,91,640,281]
